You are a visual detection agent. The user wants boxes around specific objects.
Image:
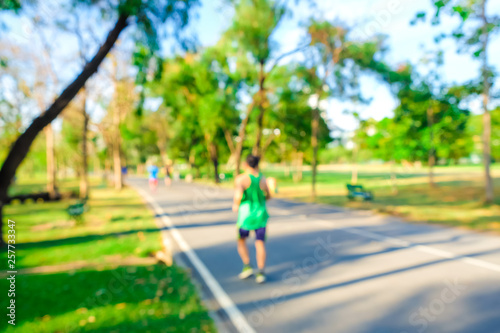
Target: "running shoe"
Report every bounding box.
[238,265,253,279]
[255,273,266,284]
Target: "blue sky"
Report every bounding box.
[2,0,500,131]
[191,0,500,131]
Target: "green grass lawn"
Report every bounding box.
[264,165,500,233]
[1,179,215,333]
[182,164,500,232]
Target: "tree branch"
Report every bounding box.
[0,14,129,201]
[268,41,310,74]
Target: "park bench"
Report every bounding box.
[346,184,373,201]
[5,192,61,205]
[67,198,89,223]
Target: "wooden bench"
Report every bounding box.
[346,184,373,201]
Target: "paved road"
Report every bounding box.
[128,178,500,333]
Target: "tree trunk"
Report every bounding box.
[0,205,3,248]
[427,107,436,188]
[261,133,275,158]
[224,129,236,156]
[206,135,220,183]
[113,107,123,190]
[253,62,266,157]
[212,157,220,184]
[253,106,265,157]
[483,108,493,202]
[158,142,169,166]
[293,151,303,183]
[234,102,255,175]
[45,124,57,198]
[311,106,320,200]
[352,146,358,185]
[104,158,111,184]
[80,87,89,198]
[352,165,358,185]
[481,0,494,204]
[0,15,128,247]
[92,143,100,175]
[113,145,123,190]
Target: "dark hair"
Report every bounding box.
[246,154,260,168]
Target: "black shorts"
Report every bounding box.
[238,227,266,241]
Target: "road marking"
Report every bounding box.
[314,218,500,273]
[270,205,500,273]
[137,189,256,333]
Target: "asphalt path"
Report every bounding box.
[128,178,500,333]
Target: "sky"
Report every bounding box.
[2,0,500,132]
[190,0,500,131]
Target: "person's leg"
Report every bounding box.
[254,228,267,283]
[255,228,266,270]
[255,240,266,270]
[237,229,250,265]
[237,229,253,279]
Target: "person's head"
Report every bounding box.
[244,154,260,171]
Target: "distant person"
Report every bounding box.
[147,163,159,192]
[164,165,172,187]
[121,166,128,181]
[232,154,271,284]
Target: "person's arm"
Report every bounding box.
[232,176,245,212]
[260,176,271,201]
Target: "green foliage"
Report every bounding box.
[468,108,500,160]
[319,145,352,164]
[228,0,286,63]
[422,0,499,80]
[143,47,242,172]
[360,87,472,164]
[263,65,332,163]
[0,0,20,11]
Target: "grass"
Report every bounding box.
[264,165,500,233]
[1,178,215,333]
[203,164,500,233]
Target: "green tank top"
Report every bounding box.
[237,173,269,230]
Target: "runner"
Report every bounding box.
[147,163,159,192]
[232,154,271,283]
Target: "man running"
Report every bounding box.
[232,154,271,283]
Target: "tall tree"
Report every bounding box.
[305,20,386,199]
[418,0,500,202]
[227,0,306,173]
[0,0,198,246]
[35,30,60,198]
[264,64,332,172]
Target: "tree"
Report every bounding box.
[227,0,307,174]
[264,64,332,180]
[34,32,60,198]
[417,0,500,202]
[145,47,241,183]
[0,0,198,246]
[305,20,386,198]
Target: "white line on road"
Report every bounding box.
[137,189,256,333]
[269,204,500,273]
[314,219,500,273]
